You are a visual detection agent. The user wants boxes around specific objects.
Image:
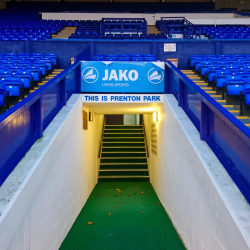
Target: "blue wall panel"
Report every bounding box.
[29,41,90,69]
[42,82,62,130]
[94,42,153,56]
[156,41,216,69]
[220,41,250,55]
[184,84,201,131]
[0,41,25,55]
[0,106,37,185]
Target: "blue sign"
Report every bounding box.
[81,61,165,93]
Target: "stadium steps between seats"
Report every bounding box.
[148,25,161,35]
[52,27,77,39]
[99,125,149,181]
[18,69,64,99]
[181,70,250,126]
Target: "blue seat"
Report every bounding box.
[25,66,41,81]
[144,57,157,62]
[33,62,47,76]
[140,34,147,40]
[14,70,33,88]
[226,78,246,96]
[144,54,155,58]
[105,57,117,61]
[201,64,215,76]
[45,54,57,65]
[216,72,233,87]
[114,34,122,40]
[92,56,105,61]
[2,77,23,97]
[244,85,250,105]
[5,53,16,57]
[107,54,117,57]
[132,57,143,61]
[118,57,130,61]
[105,34,113,39]
[0,83,6,106]
[131,34,140,39]
[122,34,131,40]
[132,54,143,57]
[119,54,130,57]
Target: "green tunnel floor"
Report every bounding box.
[59,181,186,250]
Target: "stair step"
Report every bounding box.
[103,134,144,138]
[104,129,143,133]
[236,116,249,124]
[205,91,217,94]
[101,158,147,163]
[105,125,143,129]
[100,163,148,169]
[211,95,222,100]
[99,170,149,176]
[217,100,227,104]
[245,124,250,127]
[101,152,147,158]
[103,138,145,142]
[102,142,145,147]
[222,105,234,110]
[102,147,146,152]
[229,110,240,116]
[98,176,149,179]
[201,87,212,90]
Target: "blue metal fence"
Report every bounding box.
[166,60,250,203]
[0,61,81,186]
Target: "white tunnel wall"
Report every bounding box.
[1,95,104,250]
[144,94,250,250]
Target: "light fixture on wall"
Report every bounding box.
[89,111,93,122]
[153,110,158,123]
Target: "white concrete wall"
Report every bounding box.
[0,94,104,250]
[144,94,250,250]
[124,114,136,125]
[41,12,247,26]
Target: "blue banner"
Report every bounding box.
[81,61,165,93]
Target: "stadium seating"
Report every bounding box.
[186,54,250,122]
[0,52,59,112]
[91,54,157,62]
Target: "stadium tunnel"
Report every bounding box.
[1,89,250,249]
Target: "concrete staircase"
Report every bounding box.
[99,125,149,181]
[148,25,161,35]
[52,27,76,39]
[181,70,250,127]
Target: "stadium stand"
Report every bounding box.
[185,54,250,126]
[92,53,157,61]
[0,53,62,114]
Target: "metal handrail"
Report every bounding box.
[99,115,106,158]
[142,120,149,158]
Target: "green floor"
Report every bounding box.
[60,181,186,250]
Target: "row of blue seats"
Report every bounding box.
[0,53,58,107]
[191,54,250,106]
[69,33,165,40]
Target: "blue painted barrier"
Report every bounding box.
[166,60,250,204]
[0,61,81,186]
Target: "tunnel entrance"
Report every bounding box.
[99,114,149,182]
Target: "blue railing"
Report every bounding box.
[166,60,250,204]
[0,61,81,186]
[100,18,147,35]
[161,17,201,39]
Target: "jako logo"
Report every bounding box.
[147,68,164,84]
[102,70,138,81]
[82,67,99,83]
